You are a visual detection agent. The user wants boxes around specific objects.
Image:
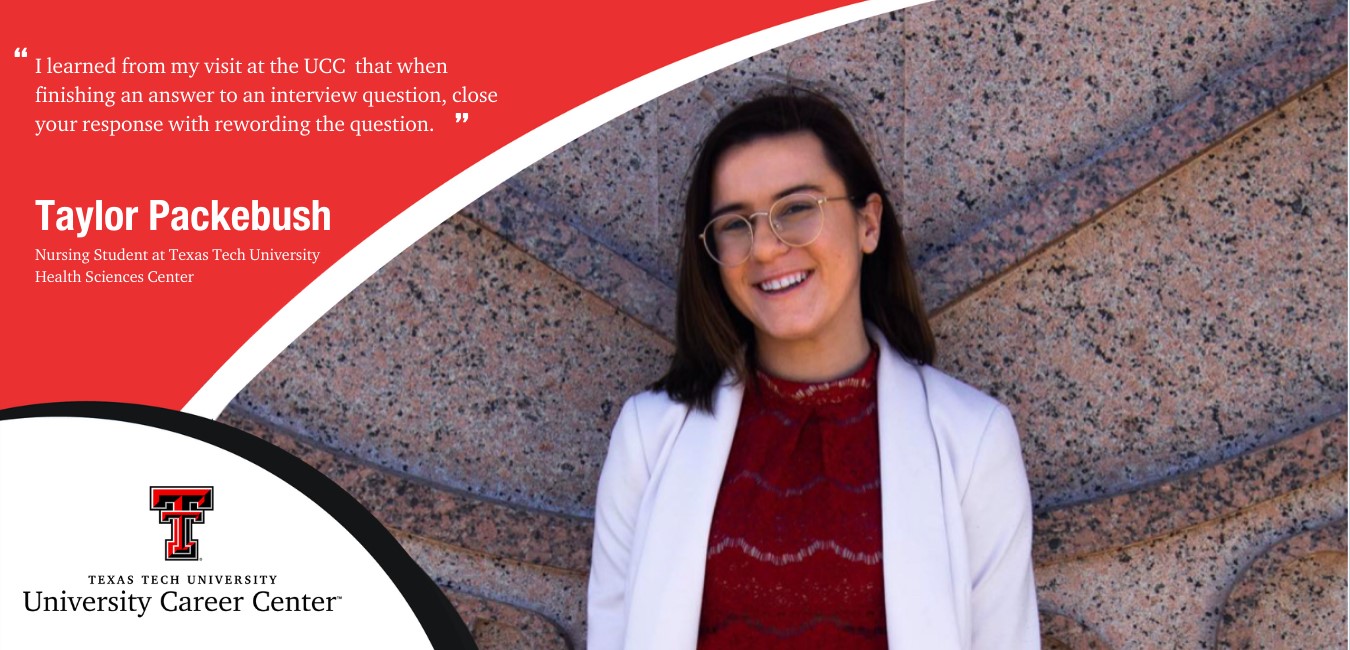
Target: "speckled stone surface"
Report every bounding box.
[934,73,1347,508]
[1034,416,1347,563]
[1039,610,1111,649]
[448,591,570,650]
[233,215,672,516]
[396,531,587,649]
[466,184,678,339]
[219,407,593,572]
[901,0,1342,301]
[920,7,1347,308]
[1231,552,1347,648]
[1216,521,1347,649]
[222,405,587,649]
[1035,474,1345,647]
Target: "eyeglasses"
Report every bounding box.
[699,193,853,267]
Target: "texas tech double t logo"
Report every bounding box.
[149,487,213,560]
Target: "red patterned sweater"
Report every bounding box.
[698,347,886,649]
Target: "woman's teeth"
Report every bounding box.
[759,271,808,293]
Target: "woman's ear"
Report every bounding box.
[859,193,883,254]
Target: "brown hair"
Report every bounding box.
[653,89,934,411]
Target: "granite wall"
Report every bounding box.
[221,0,1348,647]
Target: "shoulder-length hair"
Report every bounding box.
[653,89,934,411]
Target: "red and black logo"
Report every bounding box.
[149,487,213,561]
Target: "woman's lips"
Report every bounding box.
[756,270,811,294]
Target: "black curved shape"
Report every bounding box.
[0,401,478,650]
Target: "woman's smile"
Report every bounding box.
[754,269,811,294]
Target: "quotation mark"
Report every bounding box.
[455,113,469,123]
[14,47,28,58]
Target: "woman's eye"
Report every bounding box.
[716,218,750,234]
[777,201,815,218]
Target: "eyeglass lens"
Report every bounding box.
[704,194,825,266]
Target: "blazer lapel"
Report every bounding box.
[876,343,963,648]
[626,378,743,649]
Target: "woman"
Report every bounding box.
[588,90,1039,649]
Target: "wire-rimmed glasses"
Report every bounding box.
[699,193,853,267]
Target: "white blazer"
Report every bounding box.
[587,336,1040,649]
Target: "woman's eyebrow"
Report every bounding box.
[711,183,829,217]
[774,183,825,199]
[710,202,749,219]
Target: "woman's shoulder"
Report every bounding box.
[876,338,1007,422]
[620,388,687,420]
[912,364,1024,477]
[915,363,1007,420]
[604,387,713,478]
[610,389,693,448]
[880,344,1016,451]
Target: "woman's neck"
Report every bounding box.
[753,326,873,383]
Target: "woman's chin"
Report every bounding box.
[751,320,823,348]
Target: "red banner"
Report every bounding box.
[3,0,869,411]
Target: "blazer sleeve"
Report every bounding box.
[587,396,652,650]
[963,403,1040,649]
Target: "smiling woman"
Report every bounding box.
[587,90,1040,650]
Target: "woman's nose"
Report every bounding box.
[749,214,788,262]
